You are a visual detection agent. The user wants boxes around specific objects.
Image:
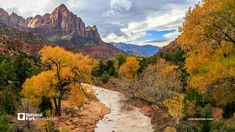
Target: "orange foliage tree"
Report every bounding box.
[21,46,95,116]
[119,56,140,79]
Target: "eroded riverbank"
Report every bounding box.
[92,85,154,132]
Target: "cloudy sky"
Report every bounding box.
[1,0,200,47]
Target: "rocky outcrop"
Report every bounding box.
[0,8,28,30]
[0,4,120,58]
[0,4,102,45]
[157,41,181,54]
[0,8,9,24]
[9,12,27,30]
[28,4,102,44]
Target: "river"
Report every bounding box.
[92,85,154,132]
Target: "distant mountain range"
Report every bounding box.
[0,4,120,58]
[112,42,160,57]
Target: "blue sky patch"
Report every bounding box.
[138,30,176,42]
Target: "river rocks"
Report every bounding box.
[29,99,110,131]
[140,106,153,116]
[54,100,110,132]
[72,118,79,123]
[212,108,223,121]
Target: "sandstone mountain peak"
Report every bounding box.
[52,4,71,15]
[58,4,68,9]
[0,6,120,58]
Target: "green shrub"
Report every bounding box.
[92,60,117,82]
[0,54,41,91]
[0,109,12,131]
[39,96,52,116]
[0,91,15,115]
[222,101,235,119]
[184,89,202,106]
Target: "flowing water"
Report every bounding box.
[92,86,154,132]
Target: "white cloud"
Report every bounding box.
[103,31,148,43]
[0,0,201,46]
[153,40,173,47]
[163,30,180,39]
[134,39,173,47]
[121,8,185,34]
[111,0,132,11]
[0,0,49,17]
[103,0,132,16]
[103,8,185,46]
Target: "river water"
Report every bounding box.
[92,86,154,132]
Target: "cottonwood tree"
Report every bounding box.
[21,46,95,116]
[177,0,235,100]
[163,94,184,122]
[119,56,140,79]
[178,0,235,50]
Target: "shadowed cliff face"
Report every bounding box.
[0,4,120,58]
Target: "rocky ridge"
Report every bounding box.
[0,4,101,44]
[0,4,120,58]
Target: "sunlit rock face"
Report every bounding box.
[27,4,101,43]
[0,4,120,59]
[0,8,27,30]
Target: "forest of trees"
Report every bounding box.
[0,53,41,130]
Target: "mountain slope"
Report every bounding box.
[112,42,160,57]
[0,24,47,55]
[0,4,120,58]
[157,41,181,54]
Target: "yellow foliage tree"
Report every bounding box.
[163,127,176,132]
[189,50,235,95]
[67,83,97,107]
[163,94,184,122]
[210,76,235,105]
[177,0,235,104]
[119,56,140,79]
[67,83,85,107]
[21,46,95,116]
[178,0,235,50]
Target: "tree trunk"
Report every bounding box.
[57,97,62,116]
[53,97,59,115]
[53,97,62,116]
